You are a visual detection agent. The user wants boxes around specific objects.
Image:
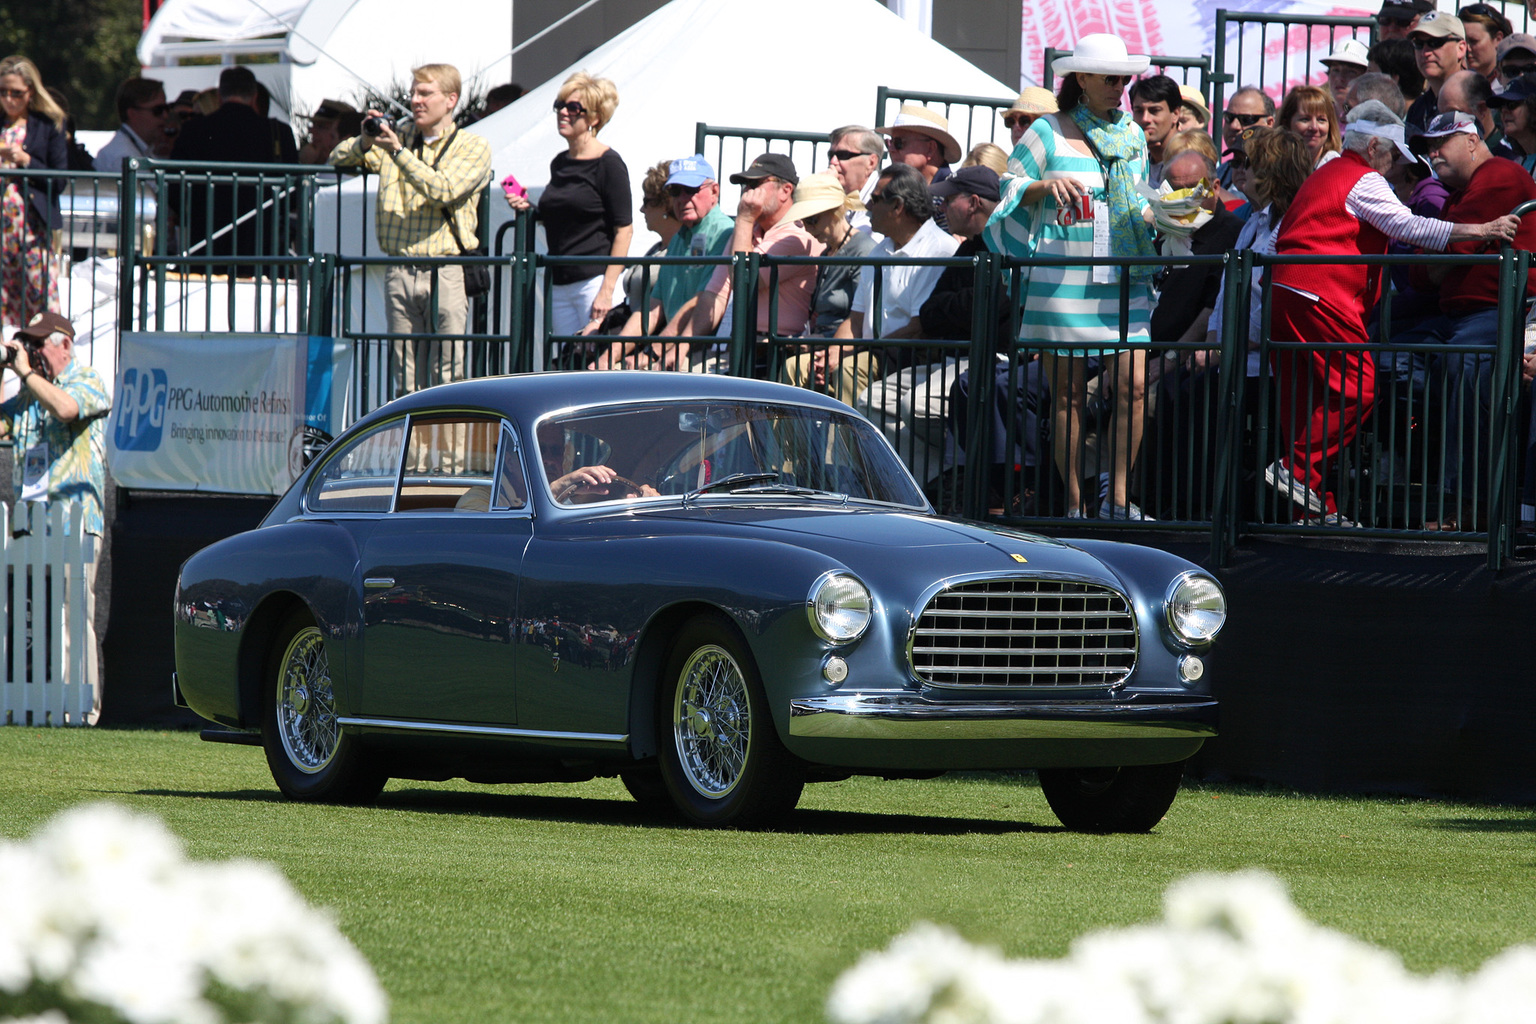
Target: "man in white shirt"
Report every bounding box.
[831,164,959,482]
[93,77,169,170]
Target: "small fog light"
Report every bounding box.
[1179,654,1204,683]
[823,655,848,685]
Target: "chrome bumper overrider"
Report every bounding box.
[787,693,1218,741]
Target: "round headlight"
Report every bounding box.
[1166,573,1226,646]
[808,572,871,644]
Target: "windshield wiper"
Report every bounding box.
[733,483,841,498]
[683,472,782,501]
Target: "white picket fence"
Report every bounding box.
[0,502,99,727]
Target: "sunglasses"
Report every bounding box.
[1504,61,1536,75]
[1228,154,1250,169]
[552,99,587,117]
[1458,3,1506,22]
[0,88,27,100]
[888,136,930,152]
[1224,110,1266,126]
[1003,113,1037,128]
[867,190,894,205]
[828,148,869,161]
[665,183,702,198]
[136,102,169,116]
[1095,74,1133,86]
[1411,35,1461,49]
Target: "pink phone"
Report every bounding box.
[501,173,527,201]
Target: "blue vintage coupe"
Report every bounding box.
[174,372,1225,831]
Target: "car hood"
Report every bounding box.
[634,504,1125,588]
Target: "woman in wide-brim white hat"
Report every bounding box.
[985,32,1160,521]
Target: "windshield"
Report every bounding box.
[536,401,926,508]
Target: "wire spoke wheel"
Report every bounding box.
[276,626,339,773]
[262,608,386,804]
[673,644,752,798]
[657,614,804,827]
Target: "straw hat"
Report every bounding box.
[1178,84,1211,125]
[1007,86,1059,116]
[876,104,962,164]
[1051,34,1151,77]
[785,172,864,223]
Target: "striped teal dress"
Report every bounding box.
[988,113,1152,356]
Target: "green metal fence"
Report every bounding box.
[1209,11,1375,136]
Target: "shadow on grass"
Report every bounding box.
[131,785,1059,834]
[1419,817,1536,833]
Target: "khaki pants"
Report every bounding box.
[386,264,468,396]
[781,347,878,407]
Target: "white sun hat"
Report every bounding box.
[1051,34,1152,77]
[1321,37,1371,69]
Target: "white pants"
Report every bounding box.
[549,277,604,339]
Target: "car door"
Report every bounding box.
[357,415,532,725]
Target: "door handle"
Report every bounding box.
[363,577,396,589]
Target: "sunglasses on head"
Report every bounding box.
[552,99,586,116]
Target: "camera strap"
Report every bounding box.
[415,129,476,258]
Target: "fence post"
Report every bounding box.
[1487,245,1526,570]
[118,159,141,335]
[961,251,1000,519]
[1208,248,1251,567]
[508,249,537,374]
[728,252,760,379]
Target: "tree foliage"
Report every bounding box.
[0,0,141,130]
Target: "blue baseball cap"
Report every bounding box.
[667,154,716,188]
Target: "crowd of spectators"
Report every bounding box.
[7,0,1536,530]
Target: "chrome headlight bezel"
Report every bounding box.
[1165,571,1226,647]
[807,571,872,644]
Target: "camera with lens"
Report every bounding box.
[362,114,388,137]
[0,340,38,368]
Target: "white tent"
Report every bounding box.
[138,0,516,122]
[313,0,1016,360]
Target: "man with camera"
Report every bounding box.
[329,63,492,396]
[0,311,112,719]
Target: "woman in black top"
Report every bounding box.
[506,71,633,348]
[0,56,67,325]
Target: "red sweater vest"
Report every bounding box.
[1273,150,1388,321]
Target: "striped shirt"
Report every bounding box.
[330,125,491,257]
[994,114,1151,355]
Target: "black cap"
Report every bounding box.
[1379,0,1434,15]
[728,153,799,186]
[929,166,1001,202]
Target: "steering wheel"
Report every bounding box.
[555,473,649,504]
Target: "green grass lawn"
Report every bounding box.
[3,728,1534,1023]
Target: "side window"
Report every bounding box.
[493,427,529,510]
[398,415,502,513]
[307,420,406,513]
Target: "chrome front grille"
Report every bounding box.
[910,578,1137,688]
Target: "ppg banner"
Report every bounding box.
[109,333,310,496]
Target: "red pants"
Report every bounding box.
[1269,287,1376,515]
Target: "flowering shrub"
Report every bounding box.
[0,803,387,1024]
[827,869,1536,1024]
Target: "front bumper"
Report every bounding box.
[788,692,1217,741]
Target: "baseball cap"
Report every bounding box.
[14,311,75,343]
[728,153,799,186]
[1498,33,1536,62]
[929,165,1001,203]
[1378,0,1434,18]
[1409,11,1465,38]
[312,98,357,120]
[1321,38,1371,69]
[1408,110,1482,154]
[667,154,716,189]
[1490,73,1536,106]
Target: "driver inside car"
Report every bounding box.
[538,423,659,503]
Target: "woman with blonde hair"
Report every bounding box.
[962,142,1008,176]
[506,71,633,350]
[1279,85,1342,166]
[0,55,67,327]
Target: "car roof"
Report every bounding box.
[362,371,855,425]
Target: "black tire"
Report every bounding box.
[656,613,805,828]
[262,608,387,803]
[1037,761,1187,833]
[619,766,671,809]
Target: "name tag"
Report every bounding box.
[1092,201,1115,283]
[20,442,48,502]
